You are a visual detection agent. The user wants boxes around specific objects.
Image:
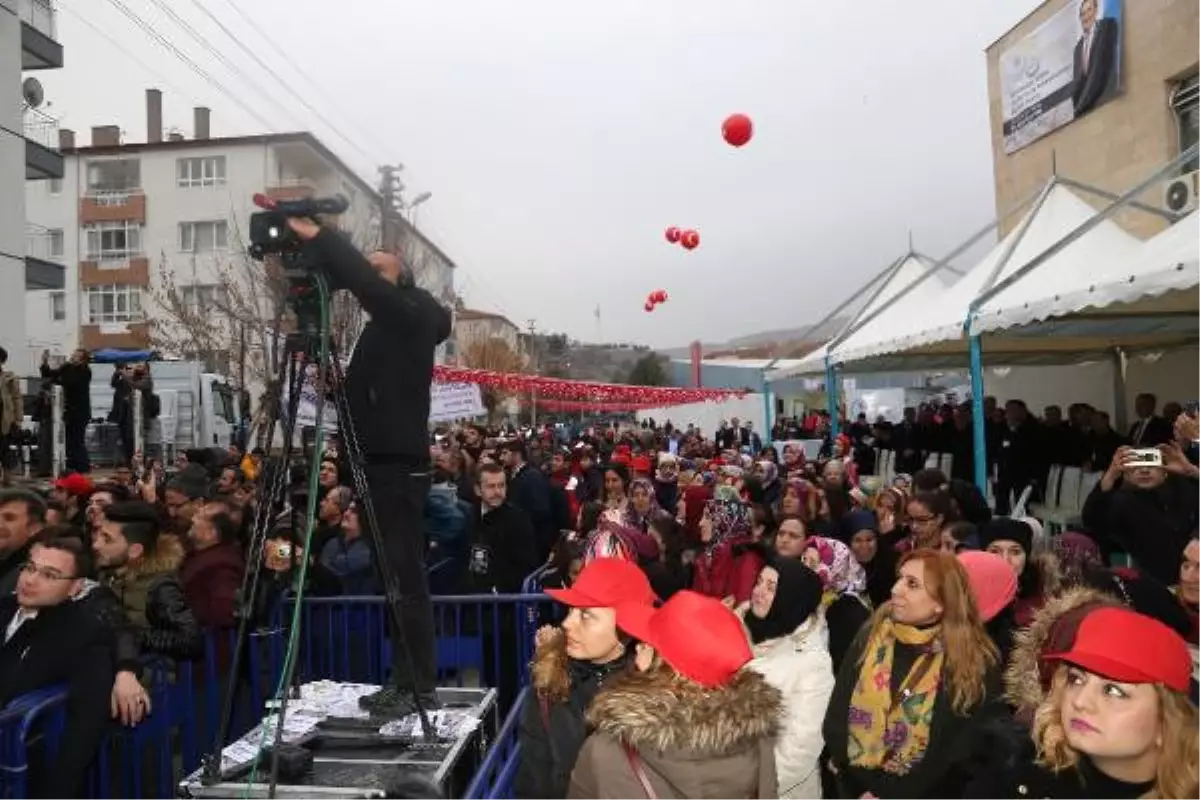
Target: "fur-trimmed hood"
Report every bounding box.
[125,533,186,580]
[586,664,782,759]
[530,627,572,703]
[1005,586,1119,713]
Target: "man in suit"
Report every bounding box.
[1127,392,1174,447]
[501,439,553,561]
[1072,0,1119,116]
[0,537,114,797]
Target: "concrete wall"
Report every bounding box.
[1,0,28,370]
[986,0,1199,238]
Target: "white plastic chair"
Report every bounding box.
[939,452,954,476]
[924,452,940,470]
[1028,464,1063,521]
[1042,466,1084,533]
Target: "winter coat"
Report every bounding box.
[743,612,836,799]
[74,579,142,675]
[102,535,204,661]
[692,535,765,604]
[569,665,783,799]
[0,369,19,434]
[179,540,244,628]
[1081,475,1199,586]
[40,360,91,419]
[515,629,633,799]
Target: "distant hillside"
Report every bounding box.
[657,316,847,360]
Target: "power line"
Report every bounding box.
[183,0,390,169]
[82,0,279,133]
[139,0,308,131]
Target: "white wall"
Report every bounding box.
[1,0,29,371]
[1125,346,1199,410]
[25,155,81,355]
[636,394,768,438]
[981,360,1118,416]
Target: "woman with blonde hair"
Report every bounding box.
[975,604,1197,798]
[821,549,1002,797]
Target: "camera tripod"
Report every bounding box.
[200,269,436,797]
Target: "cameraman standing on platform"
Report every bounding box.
[286,218,451,716]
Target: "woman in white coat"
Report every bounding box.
[742,557,836,799]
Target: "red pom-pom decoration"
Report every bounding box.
[665,226,681,243]
[722,113,753,147]
[680,230,700,250]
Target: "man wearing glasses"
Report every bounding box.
[0,538,114,796]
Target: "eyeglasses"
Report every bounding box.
[21,562,76,581]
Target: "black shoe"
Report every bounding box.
[358,685,440,718]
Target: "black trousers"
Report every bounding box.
[364,465,437,696]
[64,414,89,473]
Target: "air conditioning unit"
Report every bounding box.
[1162,170,1198,214]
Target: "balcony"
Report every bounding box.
[80,190,147,224]
[80,257,150,287]
[20,0,62,70]
[80,322,151,351]
[25,225,65,290]
[23,108,63,180]
[264,178,318,201]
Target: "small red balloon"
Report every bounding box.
[722,113,753,147]
[665,226,681,243]
[644,301,655,312]
[654,289,669,303]
[680,230,700,250]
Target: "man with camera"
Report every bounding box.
[286,217,451,716]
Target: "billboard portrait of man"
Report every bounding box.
[1072,0,1120,116]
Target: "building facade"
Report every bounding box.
[453,308,521,354]
[987,0,1198,237]
[4,0,64,372]
[24,89,456,368]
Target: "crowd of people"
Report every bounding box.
[0,388,1197,798]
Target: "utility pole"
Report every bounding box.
[377,164,404,252]
[526,319,538,428]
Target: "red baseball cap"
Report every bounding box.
[958,551,1017,623]
[545,558,657,609]
[629,456,652,473]
[1041,606,1192,693]
[53,473,94,497]
[615,590,752,688]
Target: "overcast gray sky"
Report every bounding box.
[39,0,1042,348]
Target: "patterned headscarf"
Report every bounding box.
[757,460,779,488]
[627,477,661,530]
[1054,531,1102,588]
[805,535,868,597]
[704,484,751,553]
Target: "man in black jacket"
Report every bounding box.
[0,537,113,797]
[502,439,553,561]
[40,348,93,473]
[0,489,46,597]
[286,217,451,716]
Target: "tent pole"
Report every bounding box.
[969,331,988,497]
[824,354,840,439]
[1110,347,1129,433]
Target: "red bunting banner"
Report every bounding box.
[521,398,664,413]
[433,365,749,405]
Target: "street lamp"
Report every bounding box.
[408,191,432,226]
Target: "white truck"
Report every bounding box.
[86,360,242,464]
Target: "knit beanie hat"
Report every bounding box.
[978,517,1033,555]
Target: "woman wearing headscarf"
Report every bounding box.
[976,604,1197,798]
[980,517,1060,627]
[677,483,712,546]
[822,550,1003,798]
[691,486,764,606]
[626,477,661,532]
[569,591,783,799]
[840,509,896,609]
[776,477,817,523]
[516,558,658,798]
[803,535,872,673]
[756,460,782,510]
[741,559,836,799]
[1052,531,1103,589]
[653,454,680,515]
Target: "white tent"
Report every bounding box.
[768,252,949,380]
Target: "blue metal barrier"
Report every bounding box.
[0,592,554,799]
[463,686,527,800]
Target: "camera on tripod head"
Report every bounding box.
[247,193,350,261]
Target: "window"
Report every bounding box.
[180,284,228,314]
[48,229,63,258]
[50,291,66,322]
[85,285,143,324]
[85,159,140,194]
[177,156,227,187]
[48,178,62,195]
[83,222,142,262]
[1172,74,1199,174]
[178,221,229,253]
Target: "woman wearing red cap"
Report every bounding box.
[821,550,1002,798]
[978,604,1198,798]
[515,558,658,799]
[570,590,783,798]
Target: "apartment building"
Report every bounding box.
[454,308,521,354]
[25,88,457,366]
[3,0,65,372]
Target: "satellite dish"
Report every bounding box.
[22,77,44,109]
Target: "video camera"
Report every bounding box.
[247,193,350,260]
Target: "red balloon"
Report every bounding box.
[665,226,681,243]
[680,229,700,250]
[644,301,655,312]
[654,289,669,303]
[722,113,753,147]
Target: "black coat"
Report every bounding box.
[1072,17,1119,116]
[508,465,554,557]
[310,229,451,463]
[0,597,114,797]
[0,538,36,599]
[467,503,540,595]
[1081,474,1199,585]
[39,360,91,420]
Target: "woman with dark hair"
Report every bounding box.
[980,517,1059,627]
[601,463,631,514]
[516,558,658,798]
[897,489,960,553]
[643,512,691,600]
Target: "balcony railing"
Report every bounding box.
[22,108,59,151]
[84,187,145,205]
[26,224,64,262]
[19,0,56,40]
